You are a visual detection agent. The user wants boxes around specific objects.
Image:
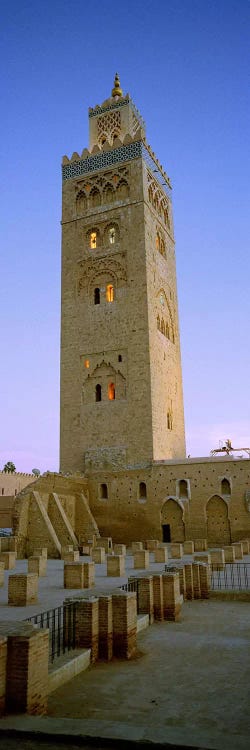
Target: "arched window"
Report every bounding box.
[106,284,114,302]
[95,384,102,402]
[221,478,231,495]
[94,287,100,305]
[157,314,160,330]
[90,231,97,249]
[117,180,129,199]
[76,192,87,213]
[179,479,188,499]
[139,481,147,499]
[90,189,101,207]
[100,483,108,499]
[160,239,165,256]
[108,227,116,244]
[108,382,115,400]
[104,185,114,204]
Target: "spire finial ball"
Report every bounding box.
[112,73,123,98]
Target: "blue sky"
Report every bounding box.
[1,0,249,472]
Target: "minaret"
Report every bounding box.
[60,76,186,472]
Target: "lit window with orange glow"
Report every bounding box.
[106,284,114,302]
[108,382,115,400]
[84,359,90,368]
[90,232,97,249]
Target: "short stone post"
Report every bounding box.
[98,594,113,660]
[112,590,137,659]
[194,553,211,565]
[113,543,126,556]
[33,547,47,559]
[28,556,47,577]
[199,564,211,598]
[83,561,95,588]
[62,550,79,563]
[194,539,207,552]
[162,572,182,621]
[232,542,243,560]
[170,543,183,559]
[183,540,194,555]
[8,574,38,606]
[210,549,225,570]
[177,566,186,599]
[192,563,201,599]
[99,537,112,553]
[133,550,150,569]
[184,563,194,600]
[64,562,84,589]
[8,537,17,553]
[145,540,159,551]
[131,541,143,552]
[74,596,99,662]
[107,555,125,577]
[240,539,250,554]
[91,547,105,564]
[0,562,4,588]
[154,547,168,563]
[137,576,154,624]
[0,622,49,715]
[0,552,16,570]
[223,546,236,563]
[0,636,7,716]
[152,574,164,621]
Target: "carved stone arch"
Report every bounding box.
[87,267,118,297]
[86,226,101,250]
[82,359,126,404]
[76,190,87,214]
[220,477,231,496]
[161,497,185,542]
[103,183,115,205]
[206,494,231,546]
[116,180,129,199]
[156,288,175,343]
[89,187,101,208]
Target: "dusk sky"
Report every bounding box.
[1,0,249,473]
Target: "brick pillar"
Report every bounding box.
[192,563,201,599]
[0,636,7,716]
[184,564,194,600]
[232,542,243,560]
[210,549,225,570]
[33,547,48,559]
[62,550,79,563]
[0,552,16,570]
[223,546,235,563]
[194,539,207,551]
[0,622,49,715]
[83,561,95,588]
[8,574,38,606]
[64,562,84,589]
[199,564,211,598]
[240,540,250,554]
[162,572,182,621]
[107,555,125,577]
[99,537,112,553]
[152,574,164,621]
[113,544,126,556]
[92,547,105,564]
[131,541,143,552]
[178,566,186,599]
[112,591,137,659]
[194,553,211,565]
[74,597,99,662]
[154,547,168,563]
[170,543,183,559]
[98,594,113,660]
[137,576,154,624]
[133,550,150,569]
[183,540,194,554]
[145,540,159,550]
[9,537,17,553]
[28,556,47,577]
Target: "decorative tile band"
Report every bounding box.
[89,97,145,131]
[62,141,171,198]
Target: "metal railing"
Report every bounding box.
[26,601,76,663]
[121,578,140,607]
[210,563,250,591]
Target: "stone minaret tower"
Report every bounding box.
[60,75,186,472]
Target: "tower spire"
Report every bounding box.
[111,72,123,98]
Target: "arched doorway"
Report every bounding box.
[206,495,231,546]
[161,498,185,542]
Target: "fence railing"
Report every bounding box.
[121,578,140,607]
[210,563,250,591]
[26,601,76,663]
